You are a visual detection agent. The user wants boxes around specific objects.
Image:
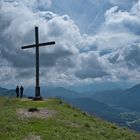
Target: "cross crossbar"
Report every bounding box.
[22,41,55,49]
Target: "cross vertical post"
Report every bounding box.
[21,26,55,100]
[35,27,40,97]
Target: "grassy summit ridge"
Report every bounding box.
[0,97,139,140]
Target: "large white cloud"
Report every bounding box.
[0,0,140,88]
[75,52,108,79]
[98,0,140,82]
[0,0,100,87]
[104,5,140,35]
[74,0,140,83]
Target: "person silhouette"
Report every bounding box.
[20,86,24,98]
[16,86,19,98]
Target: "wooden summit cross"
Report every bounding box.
[21,26,55,99]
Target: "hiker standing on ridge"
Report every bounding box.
[20,86,24,98]
[16,86,19,98]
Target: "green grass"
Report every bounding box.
[0,96,139,140]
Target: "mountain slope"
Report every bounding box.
[0,97,139,140]
[64,97,126,125]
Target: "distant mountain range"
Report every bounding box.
[0,87,15,97]
[43,87,83,98]
[0,87,8,93]
[92,84,140,112]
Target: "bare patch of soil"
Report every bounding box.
[17,108,56,119]
[24,134,42,140]
[56,119,81,128]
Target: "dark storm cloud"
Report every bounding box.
[0,45,74,68]
[1,49,35,68]
[15,68,35,79]
[40,46,74,67]
[75,52,108,79]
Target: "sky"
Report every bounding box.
[0,0,140,89]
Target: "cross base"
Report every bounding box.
[35,86,40,97]
[34,86,43,100]
[33,96,43,101]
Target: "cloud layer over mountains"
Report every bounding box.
[0,0,140,87]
